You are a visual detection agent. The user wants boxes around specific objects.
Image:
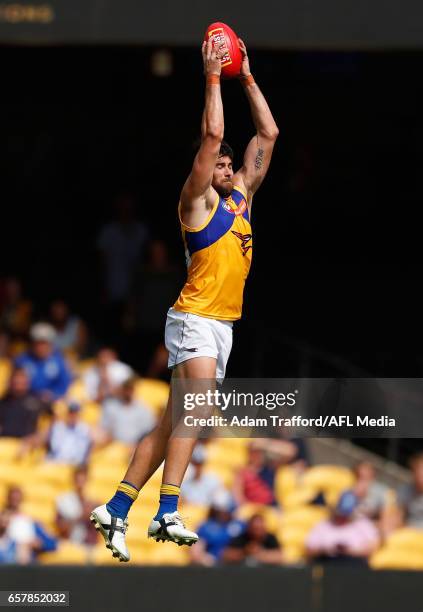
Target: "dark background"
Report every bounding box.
[1,46,422,379]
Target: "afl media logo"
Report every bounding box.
[221,199,247,216]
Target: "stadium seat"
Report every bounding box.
[370,548,423,570]
[302,465,355,493]
[384,527,423,552]
[236,503,281,532]
[275,465,299,504]
[21,483,60,505]
[280,505,329,530]
[0,358,12,396]
[178,503,209,530]
[0,437,21,462]
[21,501,56,530]
[67,379,89,403]
[40,541,88,565]
[90,441,132,468]
[33,463,73,489]
[134,378,169,416]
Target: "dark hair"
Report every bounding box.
[218,140,234,161]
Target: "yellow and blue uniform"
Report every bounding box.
[174,185,253,321]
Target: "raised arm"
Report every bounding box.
[234,39,279,200]
[180,40,227,228]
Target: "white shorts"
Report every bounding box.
[165,308,233,381]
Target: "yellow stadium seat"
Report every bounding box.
[275,466,299,504]
[370,548,423,570]
[203,464,235,489]
[280,505,329,530]
[21,501,56,530]
[0,358,12,397]
[282,543,306,564]
[90,442,132,468]
[146,542,190,566]
[33,463,74,489]
[40,541,88,565]
[134,378,169,416]
[178,503,209,530]
[301,465,355,502]
[236,503,281,532]
[0,438,21,462]
[66,379,89,403]
[21,483,60,506]
[74,359,96,376]
[384,527,423,552]
[281,487,319,510]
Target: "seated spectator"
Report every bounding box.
[0,510,30,565]
[353,461,388,519]
[223,513,282,566]
[233,442,276,506]
[3,486,57,562]
[0,368,51,439]
[49,299,88,357]
[3,486,36,564]
[0,277,32,341]
[181,444,223,506]
[56,465,99,546]
[45,402,92,465]
[306,490,380,565]
[98,377,156,447]
[83,347,133,402]
[190,489,244,566]
[398,451,423,530]
[15,323,72,400]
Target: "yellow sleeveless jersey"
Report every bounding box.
[173,185,252,321]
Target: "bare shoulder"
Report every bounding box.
[179,185,219,229]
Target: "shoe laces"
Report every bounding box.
[171,512,186,528]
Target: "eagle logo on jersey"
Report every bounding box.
[231,231,252,256]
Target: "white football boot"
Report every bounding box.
[90,504,130,562]
[148,511,199,546]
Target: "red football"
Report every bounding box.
[204,22,242,79]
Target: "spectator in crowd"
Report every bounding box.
[97,194,149,346]
[127,239,183,372]
[98,377,156,448]
[49,299,88,358]
[223,514,282,566]
[190,489,244,566]
[181,444,223,506]
[353,461,388,519]
[0,368,51,439]
[83,347,133,402]
[0,277,32,341]
[15,323,72,400]
[233,442,277,506]
[3,486,36,564]
[56,465,99,546]
[0,510,30,564]
[306,490,380,565]
[398,452,423,530]
[45,402,92,465]
[2,486,57,562]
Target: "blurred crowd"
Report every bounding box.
[1,247,423,568]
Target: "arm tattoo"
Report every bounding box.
[255,147,264,170]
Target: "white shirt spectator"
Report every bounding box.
[101,398,156,444]
[181,471,222,506]
[47,421,91,464]
[83,361,133,401]
[7,515,35,544]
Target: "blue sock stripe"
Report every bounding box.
[154,493,179,521]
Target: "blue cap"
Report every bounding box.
[335,490,358,517]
